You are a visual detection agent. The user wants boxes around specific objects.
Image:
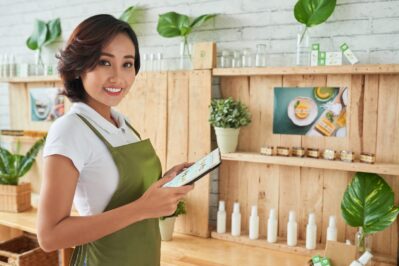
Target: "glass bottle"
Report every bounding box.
[242,48,253,67]
[141,53,148,72]
[355,227,372,253]
[232,51,242,68]
[296,25,311,66]
[220,50,232,68]
[255,44,267,67]
[179,39,192,70]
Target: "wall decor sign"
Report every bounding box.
[29,87,64,122]
[273,87,348,137]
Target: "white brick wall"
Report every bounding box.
[0,0,398,224]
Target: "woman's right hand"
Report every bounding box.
[137,175,194,219]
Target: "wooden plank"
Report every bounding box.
[0,75,60,83]
[213,64,399,76]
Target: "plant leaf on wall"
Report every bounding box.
[190,14,217,28]
[119,6,141,27]
[341,172,399,235]
[294,0,336,27]
[157,12,191,38]
[44,18,62,46]
[26,19,48,50]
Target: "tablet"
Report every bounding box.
[162,148,221,187]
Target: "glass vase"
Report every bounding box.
[296,25,311,66]
[355,227,372,253]
[179,39,192,70]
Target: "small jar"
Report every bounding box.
[277,146,290,156]
[360,153,376,164]
[220,50,233,68]
[307,148,320,159]
[340,150,354,162]
[323,149,336,160]
[292,147,305,157]
[260,146,274,156]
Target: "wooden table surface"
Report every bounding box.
[0,209,310,266]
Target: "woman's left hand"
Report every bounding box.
[162,162,194,178]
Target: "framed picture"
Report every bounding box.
[273,87,348,137]
[29,87,65,122]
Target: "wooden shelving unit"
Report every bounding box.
[0,75,60,83]
[213,64,399,76]
[221,152,399,176]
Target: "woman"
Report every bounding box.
[37,14,193,266]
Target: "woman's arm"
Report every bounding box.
[37,155,192,252]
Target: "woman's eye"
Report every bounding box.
[98,60,111,66]
[124,62,134,68]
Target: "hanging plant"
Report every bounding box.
[119,5,142,28]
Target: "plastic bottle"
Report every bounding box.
[231,202,241,236]
[349,251,373,266]
[217,200,226,234]
[267,208,278,243]
[249,205,259,240]
[306,213,317,250]
[287,211,297,246]
[326,215,337,241]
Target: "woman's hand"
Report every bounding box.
[162,162,194,178]
[137,173,194,219]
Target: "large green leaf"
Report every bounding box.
[341,172,399,235]
[18,137,45,177]
[119,6,140,26]
[44,18,62,46]
[294,0,336,27]
[157,12,191,38]
[190,14,218,28]
[26,19,48,50]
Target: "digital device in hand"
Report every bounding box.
[163,148,221,188]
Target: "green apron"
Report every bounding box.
[70,114,162,266]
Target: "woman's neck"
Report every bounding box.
[85,99,117,127]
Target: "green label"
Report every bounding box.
[340,43,349,51]
[312,43,320,50]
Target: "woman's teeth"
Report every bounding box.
[104,87,122,93]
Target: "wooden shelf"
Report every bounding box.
[213,64,399,76]
[0,75,61,83]
[211,232,396,265]
[221,152,399,176]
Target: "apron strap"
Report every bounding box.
[76,114,113,150]
[125,120,141,140]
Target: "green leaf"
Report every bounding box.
[44,18,62,46]
[294,0,336,27]
[190,14,218,28]
[119,6,140,26]
[157,12,190,38]
[341,172,399,235]
[208,97,251,129]
[160,201,186,220]
[18,137,45,177]
[26,19,48,50]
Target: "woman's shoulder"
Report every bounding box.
[49,113,86,135]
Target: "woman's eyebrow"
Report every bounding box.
[101,52,135,59]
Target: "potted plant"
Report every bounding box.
[0,137,45,212]
[341,172,399,252]
[159,201,186,241]
[26,18,62,74]
[209,97,251,153]
[156,11,217,69]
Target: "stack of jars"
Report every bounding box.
[219,44,267,68]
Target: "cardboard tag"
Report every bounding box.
[192,42,217,69]
[324,241,357,266]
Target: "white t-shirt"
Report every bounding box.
[43,102,140,216]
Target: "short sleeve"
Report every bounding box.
[43,114,91,173]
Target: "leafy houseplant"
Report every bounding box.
[293,0,337,65]
[26,18,62,66]
[159,201,186,241]
[119,5,141,28]
[157,12,217,69]
[209,97,251,153]
[0,137,46,212]
[341,172,399,252]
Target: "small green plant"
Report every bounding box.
[26,18,62,64]
[341,172,399,250]
[0,137,46,185]
[119,5,142,28]
[157,12,217,57]
[160,201,186,220]
[294,0,336,42]
[209,97,251,129]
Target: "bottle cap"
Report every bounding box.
[269,208,276,220]
[251,205,258,216]
[218,200,225,211]
[328,216,336,227]
[308,213,316,224]
[233,202,240,213]
[289,211,296,222]
[358,251,373,264]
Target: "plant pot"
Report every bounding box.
[0,183,31,212]
[214,127,240,153]
[159,217,176,241]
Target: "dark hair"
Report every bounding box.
[57,14,140,102]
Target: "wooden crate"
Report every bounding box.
[0,234,58,266]
[0,183,31,213]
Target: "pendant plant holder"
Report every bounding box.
[0,137,46,212]
[341,172,399,252]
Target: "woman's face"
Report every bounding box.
[81,33,136,109]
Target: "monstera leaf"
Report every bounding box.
[119,6,141,27]
[341,172,399,235]
[0,137,45,185]
[26,18,61,50]
[294,0,336,27]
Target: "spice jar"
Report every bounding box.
[260,146,274,156]
[292,147,305,157]
[360,153,376,164]
[340,150,354,162]
[276,146,290,156]
[307,148,320,159]
[323,149,336,160]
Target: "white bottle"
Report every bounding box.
[267,208,278,243]
[217,201,226,234]
[306,213,317,250]
[249,205,259,240]
[287,211,297,246]
[349,251,373,266]
[231,202,241,236]
[326,215,338,241]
